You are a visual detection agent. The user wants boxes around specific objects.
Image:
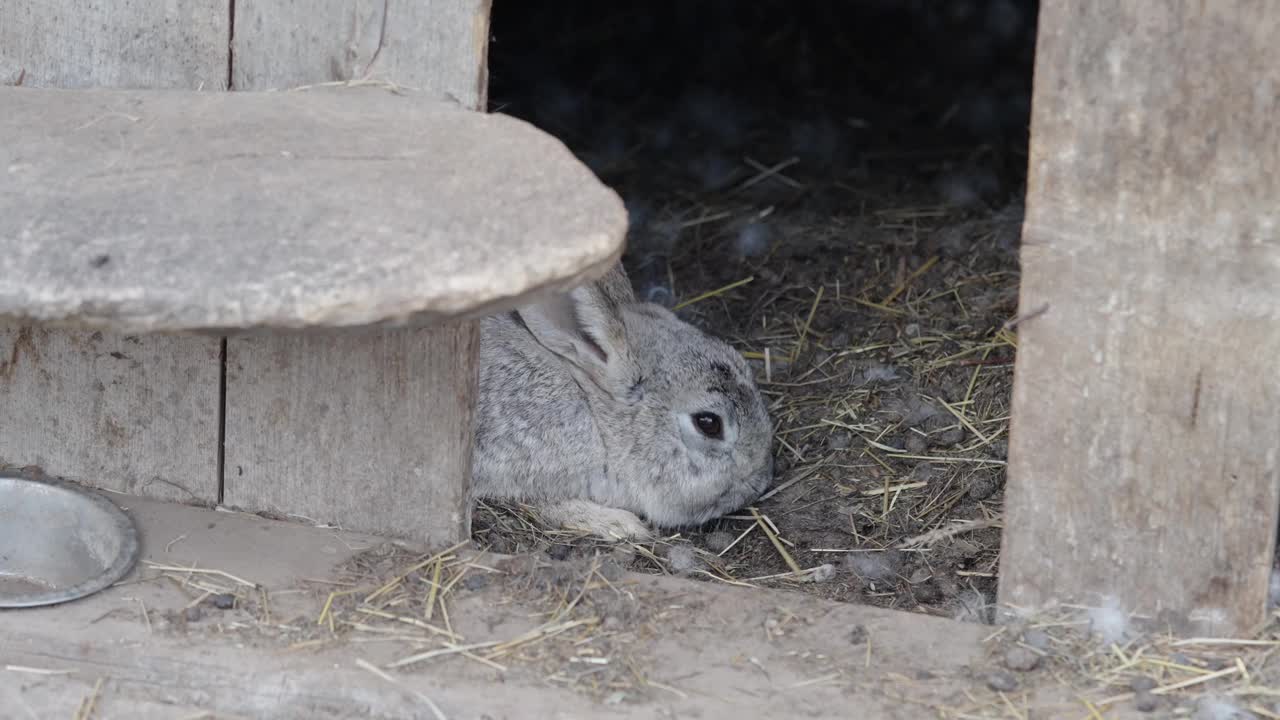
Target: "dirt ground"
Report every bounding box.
[0,495,1003,719]
[13,495,1280,719]
[473,0,1033,620]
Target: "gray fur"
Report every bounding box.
[472,262,774,539]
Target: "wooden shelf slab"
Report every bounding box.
[0,85,626,334]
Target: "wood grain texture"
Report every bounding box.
[223,322,479,544]
[0,0,229,90]
[232,0,492,108]
[998,0,1280,633]
[0,327,220,502]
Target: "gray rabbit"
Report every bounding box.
[472,262,774,540]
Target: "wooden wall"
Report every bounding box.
[1,0,492,544]
[1,0,229,503]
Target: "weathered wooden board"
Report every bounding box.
[998,0,1280,634]
[0,0,229,90]
[222,323,477,544]
[232,0,492,108]
[0,327,220,502]
[0,1,227,502]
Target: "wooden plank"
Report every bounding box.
[232,0,492,108]
[0,327,220,502]
[0,0,229,90]
[0,1,229,503]
[222,2,495,543]
[223,322,478,544]
[998,0,1280,634]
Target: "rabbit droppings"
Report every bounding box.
[473,263,775,540]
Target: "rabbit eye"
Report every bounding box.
[692,412,724,439]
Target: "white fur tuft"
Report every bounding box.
[1086,597,1132,646]
[1194,696,1256,720]
[667,545,700,574]
[952,588,991,624]
[734,222,773,259]
[809,563,837,583]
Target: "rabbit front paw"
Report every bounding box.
[538,500,652,541]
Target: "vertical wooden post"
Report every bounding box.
[0,1,227,502]
[221,0,492,543]
[222,326,478,544]
[999,0,1280,633]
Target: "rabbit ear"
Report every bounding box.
[517,279,633,392]
[595,261,638,307]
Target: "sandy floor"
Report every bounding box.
[1,494,1003,719]
[8,492,1267,718]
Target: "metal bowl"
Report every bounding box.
[0,472,140,608]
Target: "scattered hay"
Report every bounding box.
[475,0,1029,616]
[289,541,684,703]
[970,608,1280,718]
[91,555,1280,715]
[469,131,1021,615]
[855,607,1280,718]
